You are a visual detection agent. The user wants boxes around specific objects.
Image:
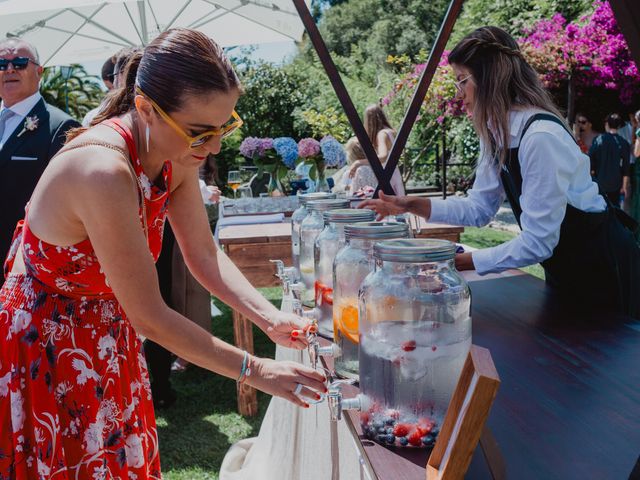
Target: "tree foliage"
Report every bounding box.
[40,65,104,121]
[451,0,593,43]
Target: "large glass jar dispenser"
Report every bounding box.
[291,192,336,275]
[313,209,375,337]
[299,198,350,303]
[332,222,410,379]
[358,239,471,448]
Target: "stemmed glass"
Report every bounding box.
[227,170,242,198]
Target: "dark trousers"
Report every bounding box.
[144,224,175,400]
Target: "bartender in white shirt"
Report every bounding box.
[361,26,640,318]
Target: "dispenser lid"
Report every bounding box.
[307,198,350,212]
[373,239,456,262]
[323,209,375,224]
[344,221,410,240]
[299,191,336,205]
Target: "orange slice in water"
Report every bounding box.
[338,305,359,344]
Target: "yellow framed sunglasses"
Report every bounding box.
[136,87,243,148]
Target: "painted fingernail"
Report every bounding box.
[315,394,321,400]
[291,330,299,337]
[304,403,310,408]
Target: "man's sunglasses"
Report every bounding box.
[0,57,38,71]
[136,87,243,148]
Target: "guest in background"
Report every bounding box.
[0,38,80,276]
[617,109,638,214]
[81,55,116,127]
[632,110,640,240]
[589,113,631,205]
[573,112,599,154]
[348,105,405,196]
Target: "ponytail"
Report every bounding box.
[65,48,143,142]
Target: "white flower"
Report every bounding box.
[54,381,73,402]
[92,465,108,480]
[124,434,144,468]
[16,115,39,137]
[37,457,51,477]
[7,309,32,339]
[11,390,25,431]
[97,335,116,360]
[0,371,11,397]
[55,277,75,292]
[84,419,105,454]
[138,173,152,200]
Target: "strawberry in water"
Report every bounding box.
[392,423,412,437]
[401,340,416,352]
[416,418,434,436]
[407,429,423,447]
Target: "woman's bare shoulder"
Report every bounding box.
[53,124,133,178]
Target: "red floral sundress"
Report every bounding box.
[0,118,171,479]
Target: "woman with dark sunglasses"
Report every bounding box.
[361,26,640,319]
[0,28,325,479]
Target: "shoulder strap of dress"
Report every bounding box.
[518,113,576,147]
[102,118,141,172]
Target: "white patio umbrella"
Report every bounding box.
[0,0,309,66]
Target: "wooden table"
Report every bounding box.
[338,272,640,479]
[218,219,463,288]
[218,219,464,415]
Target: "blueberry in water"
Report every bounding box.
[377,426,387,434]
[431,428,440,438]
[373,420,384,429]
[383,417,395,425]
[376,434,387,444]
[421,435,435,446]
[386,427,394,435]
[385,434,396,444]
[399,437,409,446]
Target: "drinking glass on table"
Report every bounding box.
[237,185,253,199]
[227,170,242,198]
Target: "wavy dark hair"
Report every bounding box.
[448,26,565,165]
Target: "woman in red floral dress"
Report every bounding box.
[0,29,325,479]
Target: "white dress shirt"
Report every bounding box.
[0,91,43,146]
[430,108,606,275]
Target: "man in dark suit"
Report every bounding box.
[0,38,80,270]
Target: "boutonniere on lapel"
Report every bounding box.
[16,115,39,138]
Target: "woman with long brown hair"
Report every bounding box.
[0,28,325,478]
[349,104,405,195]
[361,26,639,317]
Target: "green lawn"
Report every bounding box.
[158,227,542,478]
[157,288,280,480]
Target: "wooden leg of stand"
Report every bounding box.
[479,426,506,480]
[232,309,258,416]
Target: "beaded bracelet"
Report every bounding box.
[237,351,252,384]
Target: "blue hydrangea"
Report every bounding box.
[273,137,299,168]
[320,135,346,168]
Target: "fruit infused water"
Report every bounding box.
[313,209,374,337]
[299,199,349,304]
[291,192,335,276]
[358,239,471,448]
[333,222,409,379]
